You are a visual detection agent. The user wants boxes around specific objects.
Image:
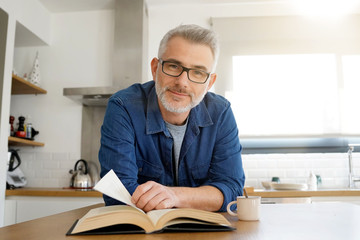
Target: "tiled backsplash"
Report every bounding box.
[14,151,360,189]
[243,153,360,189]
[16,151,82,188]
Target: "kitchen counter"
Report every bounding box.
[1,202,360,240]
[5,188,102,197]
[248,188,360,198]
[6,187,360,198]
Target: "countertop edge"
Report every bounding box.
[5,188,103,197]
[249,189,360,198]
[5,188,360,198]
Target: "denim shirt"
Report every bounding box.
[99,81,245,212]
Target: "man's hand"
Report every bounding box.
[131,181,178,212]
[132,181,224,212]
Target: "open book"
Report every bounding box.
[67,170,234,235]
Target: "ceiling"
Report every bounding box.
[38,0,265,13]
[38,0,116,12]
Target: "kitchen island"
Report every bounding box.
[1,202,359,240]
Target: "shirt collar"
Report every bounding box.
[146,84,213,135]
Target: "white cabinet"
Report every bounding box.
[4,196,103,226]
[311,196,360,205]
[4,199,17,226]
[261,196,360,206]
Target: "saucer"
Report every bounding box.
[270,183,308,190]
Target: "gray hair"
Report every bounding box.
[158,24,220,72]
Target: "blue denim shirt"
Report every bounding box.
[99,81,245,212]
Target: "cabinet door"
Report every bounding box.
[311,196,360,205]
[15,196,103,223]
[4,199,17,226]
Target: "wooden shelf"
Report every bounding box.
[11,74,47,95]
[8,136,44,147]
[9,75,46,147]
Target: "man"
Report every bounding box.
[99,24,245,212]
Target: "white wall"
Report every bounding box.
[9,9,115,186]
[12,10,114,150]
[0,0,51,227]
[0,0,51,45]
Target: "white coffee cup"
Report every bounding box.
[226,196,261,221]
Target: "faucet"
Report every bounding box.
[348,144,360,189]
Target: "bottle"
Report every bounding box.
[307,171,317,191]
[26,122,32,139]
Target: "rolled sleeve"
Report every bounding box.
[205,104,245,212]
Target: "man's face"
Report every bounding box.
[151,36,216,114]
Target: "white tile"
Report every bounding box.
[35,169,51,178]
[25,159,42,170]
[43,160,60,169]
[35,152,52,161]
[41,179,60,188]
[52,152,69,161]
[247,169,269,178]
[292,159,312,168]
[257,159,278,169]
[69,152,81,160]
[18,152,35,161]
[242,159,258,169]
[285,169,308,178]
[279,178,297,184]
[244,179,258,188]
[59,177,71,188]
[21,169,36,178]
[25,178,43,188]
[277,159,295,168]
[312,159,330,168]
[19,151,360,188]
[266,170,286,179]
[334,178,349,188]
[50,169,71,179]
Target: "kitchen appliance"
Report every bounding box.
[63,0,148,106]
[7,149,27,189]
[69,159,93,189]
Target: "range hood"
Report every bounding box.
[63,0,148,106]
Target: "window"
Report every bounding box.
[212,15,360,152]
[342,55,360,134]
[227,54,339,137]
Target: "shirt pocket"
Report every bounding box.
[191,163,210,186]
[137,159,163,184]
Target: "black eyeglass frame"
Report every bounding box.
[158,58,211,84]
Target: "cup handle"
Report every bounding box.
[226,200,237,216]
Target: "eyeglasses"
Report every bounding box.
[159,59,211,84]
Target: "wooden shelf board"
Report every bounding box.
[11,74,47,95]
[8,136,44,147]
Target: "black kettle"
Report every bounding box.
[8,149,21,171]
[69,159,92,189]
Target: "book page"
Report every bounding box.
[146,209,177,226]
[72,205,154,234]
[148,208,232,230]
[93,169,144,213]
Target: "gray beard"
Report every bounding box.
[155,76,208,114]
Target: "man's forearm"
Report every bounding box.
[170,185,224,212]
